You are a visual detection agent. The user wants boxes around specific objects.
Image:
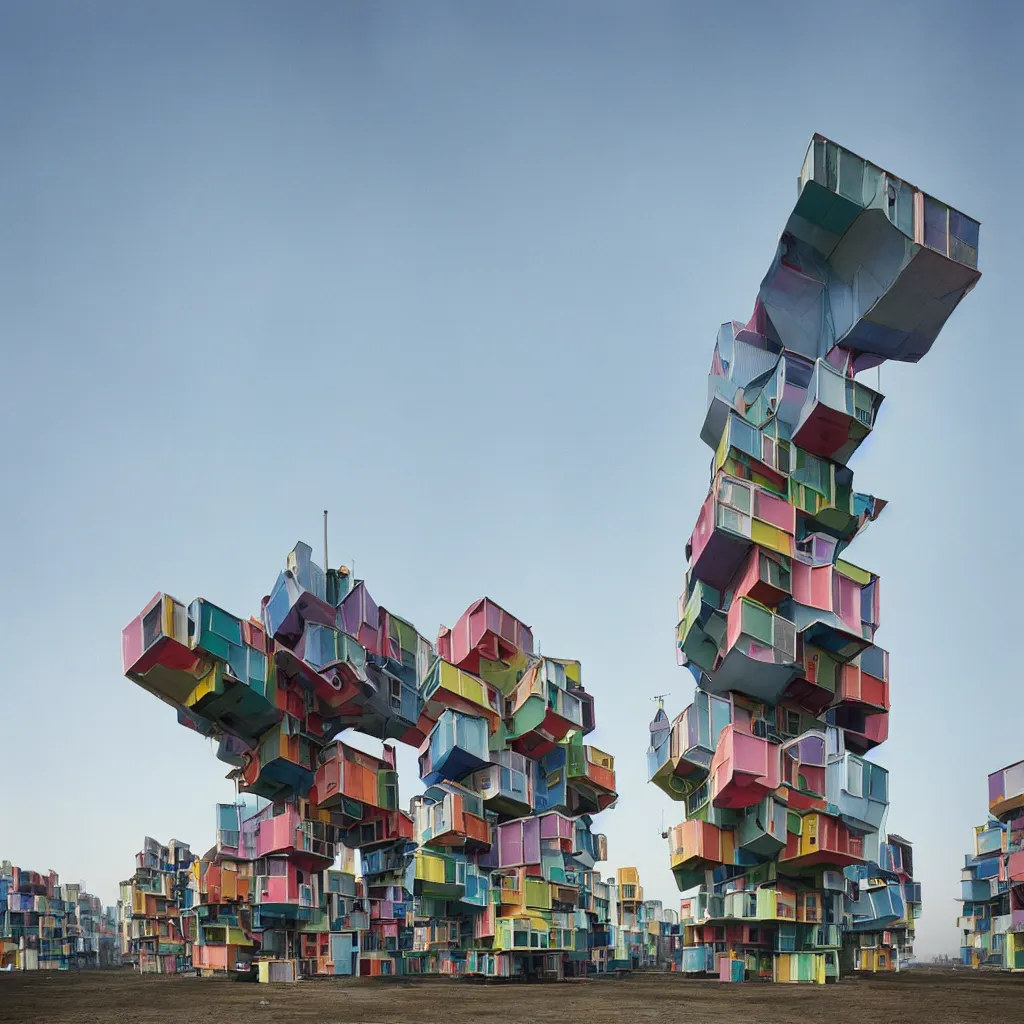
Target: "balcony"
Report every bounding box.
[215,804,254,860]
[791,359,883,464]
[508,659,585,758]
[700,321,784,450]
[788,561,877,663]
[239,721,316,801]
[255,808,338,867]
[847,884,906,931]
[497,817,542,868]
[833,646,889,712]
[736,797,788,859]
[412,852,466,900]
[472,750,533,816]
[292,623,369,710]
[564,737,616,811]
[975,822,1006,857]
[686,470,795,593]
[780,732,827,802]
[734,547,794,609]
[709,726,781,810]
[313,742,398,817]
[262,543,335,645]
[539,811,576,853]
[654,691,734,802]
[668,821,735,891]
[418,710,491,786]
[780,812,863,869]
[493,916,551,953]
[826,754,888,832]
[335,579,381,655]
[989,761,1024,820]
[419,659,503,734]
[713,410,793,490]
[342,811,414,850]
[961,878,993,902]
[1008,851,1024,884]
[182,656,277,749]
[572,820,604,869]
[784,135,980,364]
[253,868,318,916]
[826,704,888,755]
[442,598,534,679]
[676,581,726,676]
[122,593,206,706]
[706,597,799,703]
[413,784,490,850]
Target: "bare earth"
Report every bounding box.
[1,967,1021,1024]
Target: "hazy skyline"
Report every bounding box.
[1,1,1021,957]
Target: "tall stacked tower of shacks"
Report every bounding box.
[648,134,978,982]
[957,759,1024,970]
[122,544,618,979]
[118,838,193,973]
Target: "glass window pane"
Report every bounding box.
[923,196,948,253]
[949,210,980,249]
[741,601,774,644]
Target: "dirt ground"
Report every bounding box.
[1,966,1021,1024]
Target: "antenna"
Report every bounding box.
[651,694,669,710]
[323,510,329,571]
[659,810,668,840]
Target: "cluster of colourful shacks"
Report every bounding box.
[646,133,978,981]
[957,759,1024,970]
[3,136,984,983]
[0,863,120,971]
[117,548,689,981]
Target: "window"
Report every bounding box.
[923,195,948,254]
[948,209,980,268]
[720,478,751,514]
[142,604,162,651]
[729,417,759,459]
[776,440,791,475]
[846,758,864,798]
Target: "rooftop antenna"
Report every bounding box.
[651,694,668,710]
[323,510,329,571]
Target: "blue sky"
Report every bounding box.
[1,1,1020,958]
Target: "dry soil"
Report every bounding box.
[1,966,1020,1024]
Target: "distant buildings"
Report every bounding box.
[957,759,1024,970]
[0,861,119,970]
[118,838,193,973]
[120,545,627,980]
[649,133,976,981]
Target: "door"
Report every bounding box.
[331,933,354,976]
